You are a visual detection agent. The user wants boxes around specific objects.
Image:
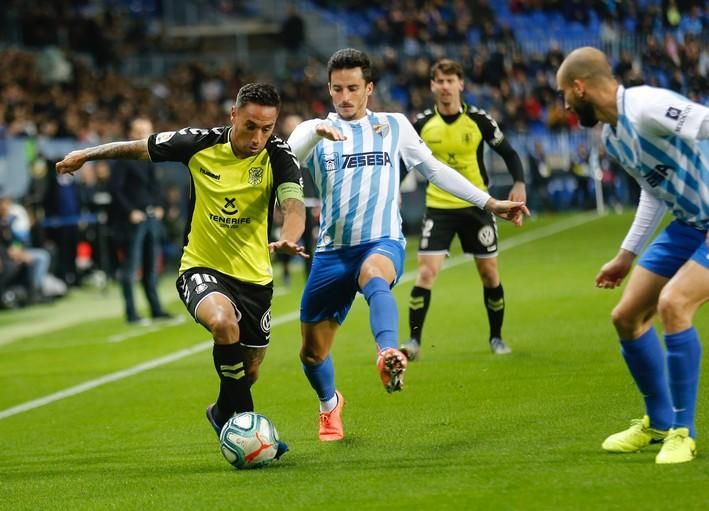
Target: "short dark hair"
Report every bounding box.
[430,59,464,80]
[327,48,374,83]
[235,83,281,109]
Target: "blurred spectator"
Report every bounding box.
[43,161,82,287]
[0,195,54,304]
[597,146,622,213]
[569,143,593,210]
[527,140,550,212]
[109,117,172,323]
[0,221,29,308]
[281,5,306,54]
[161,183,187,269]
[78,161,114,280]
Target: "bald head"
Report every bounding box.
[557,47,613,88]
[556,46,620,128]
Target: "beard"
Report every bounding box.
[574,99,599,127]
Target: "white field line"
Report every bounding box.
[108,316,187,343]
[0,214,600,421]
[0,280,292,349]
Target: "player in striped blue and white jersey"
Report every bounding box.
[557,47,709,464]
[289,48,529,442]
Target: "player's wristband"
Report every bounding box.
[277,182,304,205]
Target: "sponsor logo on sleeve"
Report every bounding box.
[665,107,681,120]
[156,131,176,144]
[665,105,692,133]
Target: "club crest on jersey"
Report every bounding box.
[248,167,264,185]
[221,197,238,215]
[373,123,390,138]
[323,153,340,172]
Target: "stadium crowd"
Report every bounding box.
[0,0,705,308]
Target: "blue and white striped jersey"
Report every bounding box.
[603,85,709,230]
[294,110,431,251]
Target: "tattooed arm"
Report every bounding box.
[55,139,150,175]
[268,195,308,258]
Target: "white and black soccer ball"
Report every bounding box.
[219,412,280,469]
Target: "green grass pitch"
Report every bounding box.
[1,212,707,510]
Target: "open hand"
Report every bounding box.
[315,123,347,141]
[269,240,310,259]
[486,199,531,227]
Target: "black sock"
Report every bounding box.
[484,284,505,340]
[212,343,253,425]
[409,286,431,343]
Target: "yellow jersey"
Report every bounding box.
[415,104,523,209]
[148,127,302,285]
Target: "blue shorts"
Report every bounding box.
[638,220,709,278]
[300,239,406,324]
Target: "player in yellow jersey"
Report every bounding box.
[55,83,306,460]
[401,59,526,359]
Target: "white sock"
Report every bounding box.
[319,393,338,413]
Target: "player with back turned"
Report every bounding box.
[400,58,527,360]
[55,83,307,461]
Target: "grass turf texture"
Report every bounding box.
[1,212,707,510]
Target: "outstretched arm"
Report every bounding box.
[413,153,530,226]
[56,139,150,175]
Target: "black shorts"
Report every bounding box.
[176,267,273,348]
[418,207,498,257]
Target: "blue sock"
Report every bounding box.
[362,277,398,351]
[302,355,336,402]
[620,328,673,430]
[665,327,702,438]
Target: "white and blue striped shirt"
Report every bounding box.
[289,111,427,251]
[603,85,708,233]
[289,110,493,252]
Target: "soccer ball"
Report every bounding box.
[219,412,280,469]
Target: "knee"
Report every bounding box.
[657,288,690,326]
[479,270,499,288]
[204,309,238,344]
[300,343,327,365]
[417,264,438,287]
[477,261,499,288]
[610,304,641,338]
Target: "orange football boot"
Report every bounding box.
[319,390,345,441]
[377,348,408,393]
